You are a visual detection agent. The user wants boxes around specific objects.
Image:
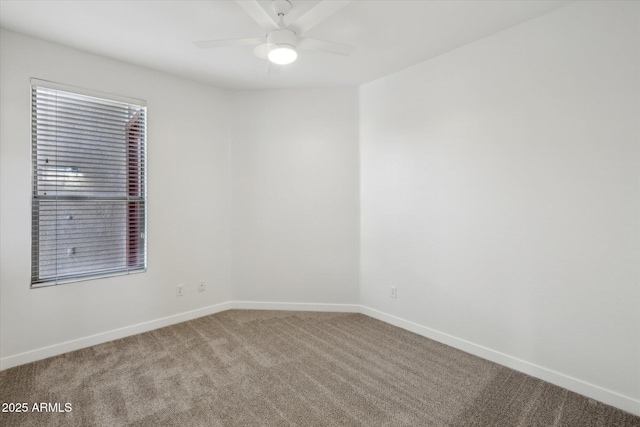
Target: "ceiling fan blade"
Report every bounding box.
[289,0,351,34]
[235,0,280,31]
[299,37,356,56]
[194,37,264,49]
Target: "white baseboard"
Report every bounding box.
[360,305,640,417]
[0,301,358,371]
[2,301,637,416]
[231,301,361,313]
[0,301,234,371]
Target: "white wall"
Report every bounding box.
[229,89,359,304]
[360,0,639,409]
[0,31,360,366]
[0,30,232,365]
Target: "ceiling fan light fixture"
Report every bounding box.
[266,28,298,65]
[268,45,297,64]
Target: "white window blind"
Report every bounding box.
[31,80,147,286]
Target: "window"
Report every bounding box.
[31,79,147,286]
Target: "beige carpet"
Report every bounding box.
[1,310,638,426]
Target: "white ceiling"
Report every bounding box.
[0,0,572,90]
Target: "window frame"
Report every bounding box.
[30,79,148,288]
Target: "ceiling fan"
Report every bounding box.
[194,0,356,65]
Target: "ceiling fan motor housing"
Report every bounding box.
[267,28,297,49]
[271,0,292,17]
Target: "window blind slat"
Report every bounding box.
[33,101,146,122]
[33,92,145,117]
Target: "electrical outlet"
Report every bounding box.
[198,281,206,292]
[390,286,397,298]
[177,284,184,296]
